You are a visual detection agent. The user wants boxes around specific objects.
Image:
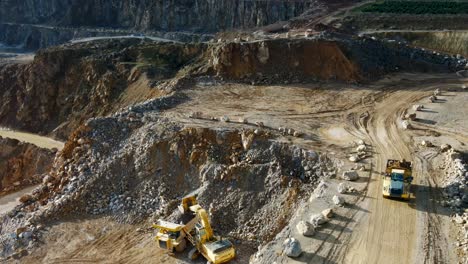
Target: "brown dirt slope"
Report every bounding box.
[0,137,55,196]
[0,39,205,140]
[210,40,362,82]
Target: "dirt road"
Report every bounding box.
[334,83,461,263]
[0,128,64,150]
[163,74,465,264]
[16,74,466,264]
[0,185,37,216]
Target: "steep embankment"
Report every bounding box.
[0,23,124,51]
[371,31,468,57]
[211,40,362,82]
[0,0,314,32]
[209,34,466,83]
[340,14,468,32]
[0,101,337,261]
[0,23,212,51]
[0,137,55,196]
[0,35,465,141]
[0,129,63,150]
[0,39,205,139]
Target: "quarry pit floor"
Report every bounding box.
[15,72,468,264]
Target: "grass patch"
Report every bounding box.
[356,1,468,14]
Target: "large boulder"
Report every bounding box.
[413,105,423,111]
[441,144,452,152]
[401,120,411,130]
[404,113,417,121]
[333,195,345,206]
[296,221,315,237]
[322,208,334,218]
[310,213,329,227]
[356,144,367,152]
[338,182,349,193]
[342,171,359,181]
[283,238,302,258]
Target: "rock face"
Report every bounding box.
[0,39,204,139]
[210,34,465,84]
[0,0,314,32]
[0,23,211,51]
[0,137,54,195]
[1,35,462,140]
[211,38,363,82]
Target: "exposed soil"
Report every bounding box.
[0,136,56,196]
[0,5,467,262]
[10,72,465,264]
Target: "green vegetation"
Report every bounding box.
[357,1,468,14]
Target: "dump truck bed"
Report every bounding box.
[385,159,412,178]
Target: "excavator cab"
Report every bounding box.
[202,238,236,264]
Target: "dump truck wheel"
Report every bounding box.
[188,247,199,260]
[175,239,186,252]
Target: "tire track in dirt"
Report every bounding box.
[330,85,454,264]
[414,151,447,264]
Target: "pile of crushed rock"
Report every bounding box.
[0,95,338,259]
[438,146,468,257]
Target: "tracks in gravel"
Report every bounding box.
[324,83,455,263]
[414,151,447,264]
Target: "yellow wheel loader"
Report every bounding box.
[153,195,235,263]
[382,159,414,200]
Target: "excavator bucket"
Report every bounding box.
[178,195,199,214]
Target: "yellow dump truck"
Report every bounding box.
[382,159,414,200]
[153,220,187,252]
[154,195,235,264]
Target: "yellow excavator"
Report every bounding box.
[153,195,236,264]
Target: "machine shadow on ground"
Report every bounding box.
[406,183,453,217]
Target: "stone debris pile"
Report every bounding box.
[0,105,338,259]
[349,140,370,162]
[278,127,303,138]
[439,147,468,255]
